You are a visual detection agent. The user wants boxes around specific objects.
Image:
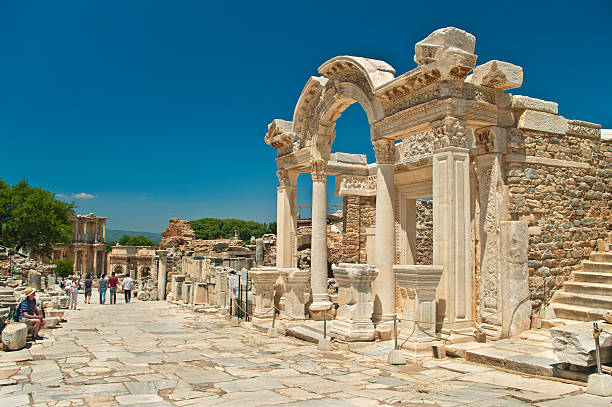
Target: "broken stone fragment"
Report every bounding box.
[414,27,477,80]
[1,323,27,351]
[466,60,523,90]
[551,322,612,366]
[511,95,558,114]
[517,110,566,135]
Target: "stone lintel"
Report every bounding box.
[393,265,444,291]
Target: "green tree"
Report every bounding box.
[54,258,74,278]
[105,241,117,252]
[190,218,277,241]
[0,180,75,257]
[118,235,157,247]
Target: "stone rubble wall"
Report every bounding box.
[506,130,612,311]
[415,200,433,265]
[342,196,375,263]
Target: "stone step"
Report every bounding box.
[589,252,612,263]
[572,271,612,284]
[583,260,612,272]
[563,281,612,296]
[552,291,612,309]
[551,303,608,321]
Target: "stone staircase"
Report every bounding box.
[549,233,612,322]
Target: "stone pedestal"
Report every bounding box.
[215,268,228,311]
[193,283,207,305]
[278,268,309,320]
[1,323,27,351]
[249,267,280,322]
[47,274,56,289]
[182,282,193,304]
[401,340,444,362]
[28,271,42,291]
[394,265,443,342]
[171,275,185,301]
[330,263,378,341]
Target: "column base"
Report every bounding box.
[401,340,444,362]
[329,319,375,342]
[308,300,333,321]
[373,315,395,341]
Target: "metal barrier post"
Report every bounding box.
[594,322,603,374]
[394,314,398,350]
[323,307,327,339]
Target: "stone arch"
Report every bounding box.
[296,234,311,251]
[292,56,395,153]
[139,266,151,280]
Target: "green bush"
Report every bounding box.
[54,259,73,278]
[118,235,157,247]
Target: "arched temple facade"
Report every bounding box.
[263,27,611,343]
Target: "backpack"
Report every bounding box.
[12,300,24,322]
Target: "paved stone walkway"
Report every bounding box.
[1,291,610,406]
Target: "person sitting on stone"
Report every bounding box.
[20,287,46,340]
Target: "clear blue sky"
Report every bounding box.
[1,1,610,233]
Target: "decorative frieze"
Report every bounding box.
[566,120,601,139]
[336,175,376,197]
[395,131,435,163]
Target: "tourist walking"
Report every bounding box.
[84,274,92,304]
[69,276,79,310]
[64,276,73,297]
[122,274,134,303]
[19,287,46,340]
[108,272,119,304]
[98,274,108,304]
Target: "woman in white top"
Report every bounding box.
[69,276,79,310]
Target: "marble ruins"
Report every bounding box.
[51,213,108,277]
[257,26,611,353]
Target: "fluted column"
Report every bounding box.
[309,158,332,319]
[372,140,396,337]
[276,169,298,268]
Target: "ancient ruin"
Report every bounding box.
[260,27,611,350]
[51,213,108,277]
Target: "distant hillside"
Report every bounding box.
[106,229,162,243]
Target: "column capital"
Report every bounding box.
[310,159,327,182]
[373,139,395,164]
[431,116,474,151]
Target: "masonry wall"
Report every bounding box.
[505,130,612,311]
[415,200,433,265]
[342,196,376,263]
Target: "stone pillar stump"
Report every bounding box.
[171,275,185,301]
[330,263,378,342]
[249,267,280,322]
[278,268,309,320]
[28,271,42,291]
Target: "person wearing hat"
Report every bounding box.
[20,287,46,340]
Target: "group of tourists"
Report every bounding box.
[59,272,135,307]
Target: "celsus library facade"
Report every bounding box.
[264,27,611,343]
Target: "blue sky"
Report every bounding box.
[1,1,610,233]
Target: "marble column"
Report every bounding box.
[432,117,473,333]
[276,170,298,268]
[93,250,98,277]
[309,159,332,319]
[157,250,167,300]
[372,140,396,337]
[73,249,79,276]
[330,263,378,341]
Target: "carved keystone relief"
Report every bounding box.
[310,159,327,182]
[396,131,435,164]
[432,117,474,150]
[373,140,395,164]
